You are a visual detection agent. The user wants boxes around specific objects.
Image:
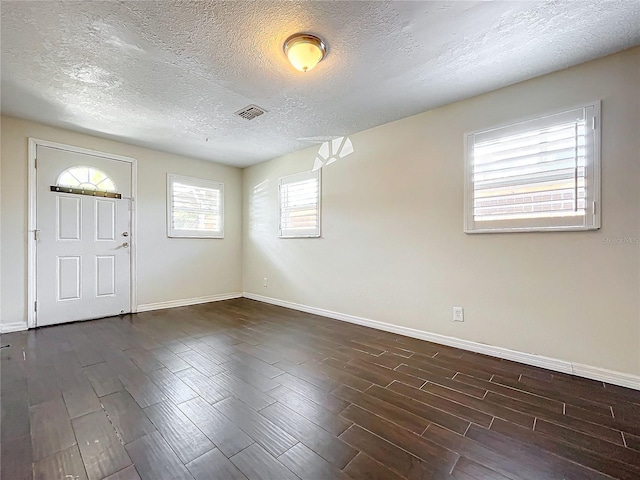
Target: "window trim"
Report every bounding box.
[166,173,224,239]
[278,169,322,239]
[463,102,601,234]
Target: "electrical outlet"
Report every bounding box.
[453,307,464,322]
[263,277,268,287]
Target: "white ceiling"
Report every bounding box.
[2,1,640,167]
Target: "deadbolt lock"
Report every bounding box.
[122,232,129,237]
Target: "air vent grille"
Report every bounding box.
[235,104,266,120]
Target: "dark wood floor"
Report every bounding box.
[1,298,639,480]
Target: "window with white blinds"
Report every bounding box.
[167,174,224,238]
[464,103,600,233]
[279,170,321,238]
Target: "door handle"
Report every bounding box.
[122,242,129,248]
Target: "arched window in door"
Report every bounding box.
[56,166,117,192]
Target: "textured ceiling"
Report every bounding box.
[2,1,640,167]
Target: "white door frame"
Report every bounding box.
[27,138,138,328]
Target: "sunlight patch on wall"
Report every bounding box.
[312,136,354,171]
[249,179,270,238]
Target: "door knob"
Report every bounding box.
[122,242,129,248]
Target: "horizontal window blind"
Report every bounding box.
[279,170,321,238]
[473,120,586,221]
[464,104,600,233]
[167,174,224,238]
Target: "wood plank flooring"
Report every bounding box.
[1,298,639,479]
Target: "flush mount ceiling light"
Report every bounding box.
[283,33,326,72]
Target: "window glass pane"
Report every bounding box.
[279,170,320,238]
[465,104,600,233]
[168,175,224,238]
[473,120,586,222]
[56,166,117,192]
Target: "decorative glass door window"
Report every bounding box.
[57,166,117,192]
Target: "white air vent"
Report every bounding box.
[235,104,266,120]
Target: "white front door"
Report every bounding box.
[35,145,133,327]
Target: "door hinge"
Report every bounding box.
[593,201,597,215]
[34,230,40,241]
[34,157,38,169]
[34,301,38,312]
[592,117,596,130]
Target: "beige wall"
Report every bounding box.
[2,49,638,377]
[243,47,640,375]
[1,116,243,328]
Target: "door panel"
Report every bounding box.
[36,145,132,326]
[57,196,81,240]
[57,256,81,300]
[96,256,116,296]
[95,199,116,241]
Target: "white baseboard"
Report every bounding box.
[0,322,28,334]
[572,364,640,390]
[0,293,243,332]
[137,292,243,313]
[243,292,640,391]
